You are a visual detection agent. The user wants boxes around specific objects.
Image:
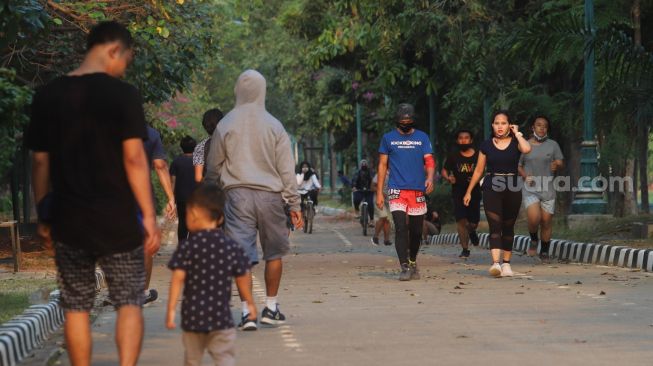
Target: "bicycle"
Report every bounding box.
[301,191,316,234]
[353,189,372,236]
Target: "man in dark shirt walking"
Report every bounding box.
[170,136,197,242]
[27,22,160,366]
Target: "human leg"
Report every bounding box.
[483,191,504,276]
[182,332,208,366]
[206,329,237,366]
[176,201,188,243]
[524,195,541,256]
[499,190,522,275]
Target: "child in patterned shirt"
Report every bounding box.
[166,184,256,366]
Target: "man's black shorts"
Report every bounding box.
[452,189,481,224]
[54,242,145,311]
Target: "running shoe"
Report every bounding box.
[144,289,158,305]
[500,263,514,277]
[527,240,538,256]
[409,261,420,280]
[539,252,550,263]
[371,237,380,246]
[469,230,479,246]
[260,306,286,326]
[384,240,393,246]
[399,263,411,281]
[489,263,502,277]
[238,314,258,331]
[459,249,470,258]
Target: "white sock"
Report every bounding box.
[242,301,250,316]
[266,297,278,312]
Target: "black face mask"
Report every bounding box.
[457,143,473,151]
[361,166,368,170]
[397,122,414,133]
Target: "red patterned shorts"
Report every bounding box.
[387,189,427,216]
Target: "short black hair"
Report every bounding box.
[492,109,512,124]
[180,135,197,154]
[87,21,134,51]
[531,114,551,128]
[187,184,225,222]
[456,129,474,140]
[202,108,224,135]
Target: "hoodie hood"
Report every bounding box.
[235,69,266,107]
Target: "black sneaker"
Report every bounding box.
[469,230,479,246]
[371,237,380,246]
[409,261,420,280]
[260,306,286,326]
[384,240,393,246]
[399,263,411,281]
[459,249,471,259]
[144,289,158,305]
[238,314,258,331]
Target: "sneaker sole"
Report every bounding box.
[260,318,285,326]
[370,238,379,246]
[239,321,258,331]
[501,272,514,277]
[489,267,502,277]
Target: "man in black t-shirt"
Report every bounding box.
[27,22,159,365]
[170,136,197,242]
[442,130,482,258]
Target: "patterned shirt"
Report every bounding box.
[168,228,250,332]
[192,137,210,166]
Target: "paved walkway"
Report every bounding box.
[56,215,653,366]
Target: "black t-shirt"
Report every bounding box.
[26,73,147,255]
[444,150,480,195]
[168,229,250,332]
[479,138,522,191]
[169,155,196,202]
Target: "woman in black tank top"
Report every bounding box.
[463,110,531,277]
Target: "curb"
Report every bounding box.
[0,291,65,366]
[429,233,653,272]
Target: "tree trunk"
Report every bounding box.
[330,132,337,196]
[633,0,649,212]
[623,159,638,216]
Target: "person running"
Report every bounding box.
[377,103,435,281]
[193,108,224,182]
[442,129,482,258]
[518,115,564,261]
[296,161,321,211]
[27,21,160,366]
[371,172,392,246]
[464,110,531,277]
[166,184,256,366]
[170,136,198,242]
[352,159,375,226]
[205,70,303,331]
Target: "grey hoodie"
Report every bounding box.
[204,70,300,211]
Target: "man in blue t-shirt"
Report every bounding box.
[376,103,436,281]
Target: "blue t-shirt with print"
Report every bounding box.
[378,129,433,191]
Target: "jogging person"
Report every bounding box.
[205,69,303,331]
[296,161,322,210]
[518,115,564,261]
[442,129,481,258]
[27,21,160,366]
[352,159,375,226]
[464,110,531,277]
[377,103,435,281]
[193,108,224,182]
[371,172,392,246]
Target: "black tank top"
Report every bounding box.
[479,138,521,191]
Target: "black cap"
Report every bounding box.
[396,103,414,120]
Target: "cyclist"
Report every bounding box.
[296,161,321,212]
[352,159,375,227]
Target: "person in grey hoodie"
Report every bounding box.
[205,69,303,331]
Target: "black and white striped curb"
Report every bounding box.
[0,291,64,366]
[429,233,653,272]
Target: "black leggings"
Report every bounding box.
[483,189,522,251]
[392,211,424,264]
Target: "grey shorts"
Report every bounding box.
[54,242,145,311]
[523,193,556,215]
[182,328,236,366]
[224,187,290,265]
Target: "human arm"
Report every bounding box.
[275,132,303,229]
[166,269,186,329]
[463,152,486,206]
[312,174,322,191]
[510,125,531,154]
[424,154,436,194]
[32,152,52,248]
[153,158,176,219]
[235,273,257,320]
[551,142,564,172]
[376,154,388,209]
[204,133,224,185]
[123,138,161,256]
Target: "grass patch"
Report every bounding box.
[0,278,57,324]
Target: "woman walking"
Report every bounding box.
[518,115,564,261]
[464,111,531,277]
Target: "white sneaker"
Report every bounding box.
[501,263,514,277]
[489,263,502,277]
